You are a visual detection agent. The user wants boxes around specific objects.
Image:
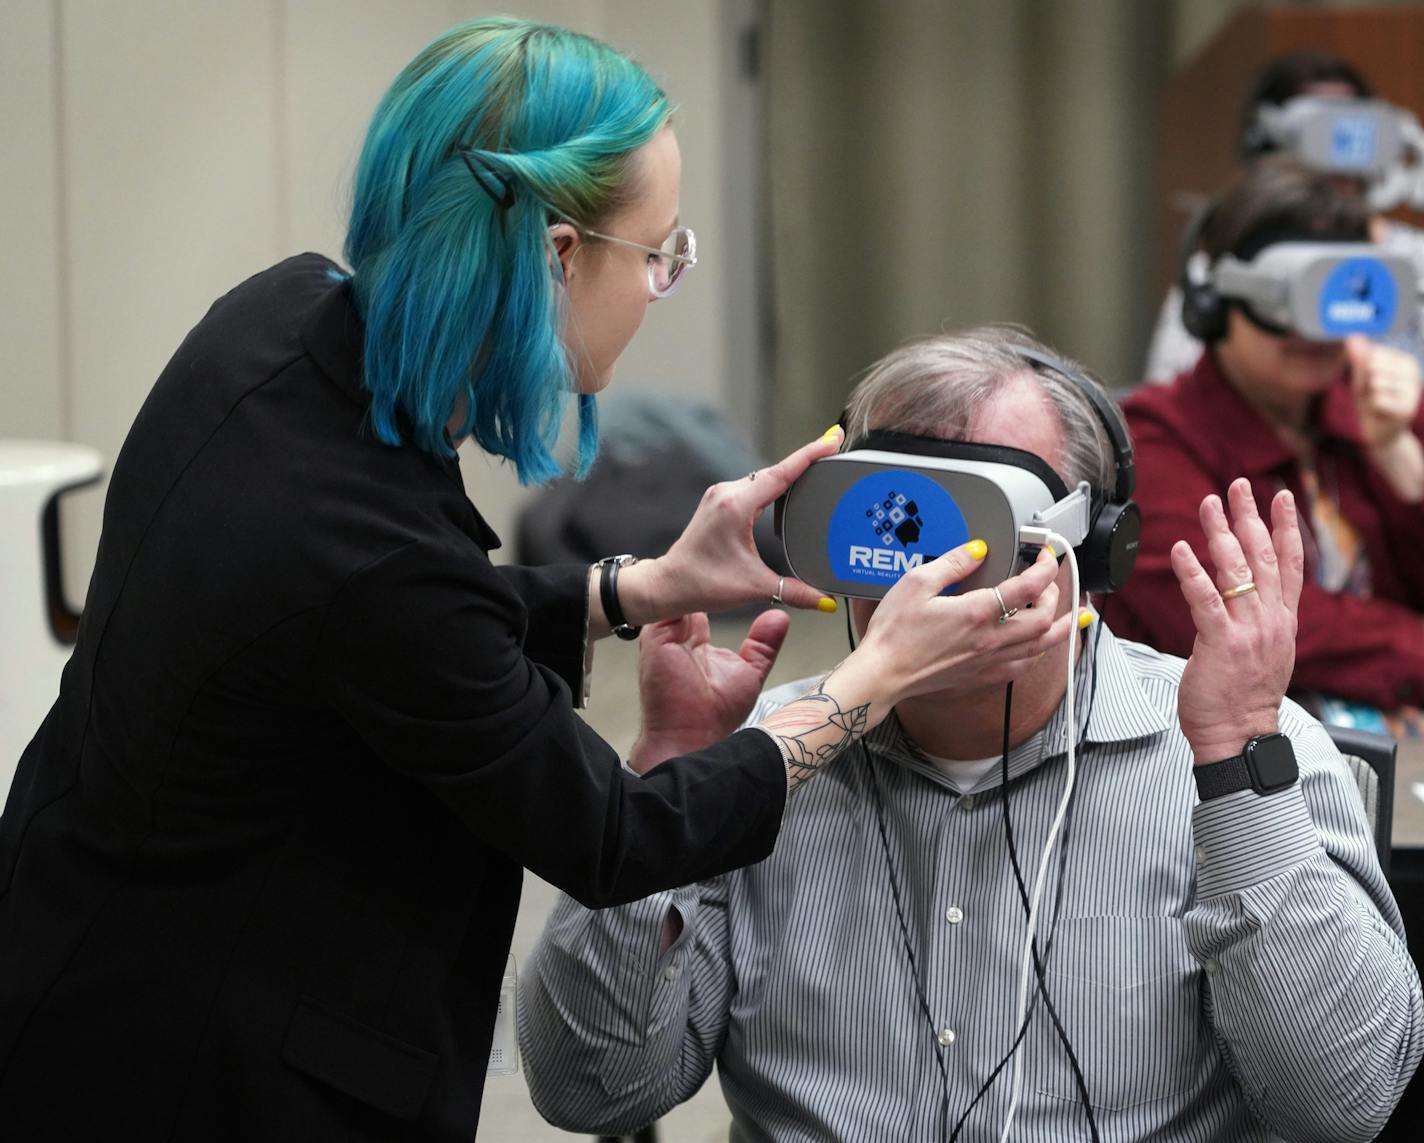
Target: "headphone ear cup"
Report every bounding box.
[1075,499,1141,595]
[1240,121,1271,161]
[1181,283,1227,344]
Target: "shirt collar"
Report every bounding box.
[1183,351,1363,477]
[866,624,1172,795]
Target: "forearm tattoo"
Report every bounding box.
[758,690,871,788]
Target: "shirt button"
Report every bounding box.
[662,963,680,982]
[1193,845,1207,864]
[937,1027,957,1046]
[1203,958,1220,976]
[945,906,964,925]
[960,795,976,810]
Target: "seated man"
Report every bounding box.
[519,327,1423,1141]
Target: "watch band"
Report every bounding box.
[597,554,641,641]
[1193,732,1297,801]
[1193,755,1254,801]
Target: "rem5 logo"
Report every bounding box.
[827,469,970,590]
[1319,257,1398,337]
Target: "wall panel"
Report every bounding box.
[0,2,65,440]
[59,0,284,591]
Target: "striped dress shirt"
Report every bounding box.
[520,629,1423,1141]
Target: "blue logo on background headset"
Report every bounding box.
[1329,115,1377,169]
[1319,257,1398,337]
[827,470,969,590]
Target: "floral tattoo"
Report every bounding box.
[759,690,871,787]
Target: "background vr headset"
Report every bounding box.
[775,349,1140,601]
[1243,94,1424,211]
[1179,201,1417,343]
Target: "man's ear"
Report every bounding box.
[548,222,582,283]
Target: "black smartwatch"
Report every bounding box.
[596,554,641,641]
[1193,732,1298,801]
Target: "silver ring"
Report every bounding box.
[747,470,758,481]
[992,585,1018,624]
[771,576,785,606]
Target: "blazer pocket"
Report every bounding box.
[281,995,438,1121]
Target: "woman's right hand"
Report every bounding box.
[612,427,845,628]
[754,542,1070,790]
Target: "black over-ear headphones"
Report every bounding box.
[1177,198,1229,342]
[839,347,1140,595]
[1014,348,1140,594]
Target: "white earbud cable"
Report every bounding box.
[998,533,1080,1142]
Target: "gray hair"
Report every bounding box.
[841,324,1124,494]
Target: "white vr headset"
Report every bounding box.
[1248,95,1424,211]
[1209,242,1415,340]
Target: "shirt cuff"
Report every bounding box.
[579,564,595,709]
[1192,784,1322,898]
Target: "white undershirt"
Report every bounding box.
[919,752,1001,794]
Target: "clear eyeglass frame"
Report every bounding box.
[571,222,698,298]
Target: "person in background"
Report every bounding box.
[1118,157,1424,735]
[520,327,1422,1142]
[1146,49,1424,384]
[0,19,1070,1143]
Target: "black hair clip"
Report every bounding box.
[461,150,516,211]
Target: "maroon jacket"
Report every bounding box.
[1115,350,1424,710]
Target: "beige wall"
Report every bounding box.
[0,0,758,599]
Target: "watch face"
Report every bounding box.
[1247,733,1298,794]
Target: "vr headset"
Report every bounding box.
[775,349,1140,600]
[1178,183,1418,342]
[1244,95,1424,211]
[1206,242,1414,340]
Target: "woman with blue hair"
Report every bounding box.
[0,19,1067,1141]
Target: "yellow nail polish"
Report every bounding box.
[1046,544,1057,558]
[817,597,839,613]
[966,539,988,560]
[821,425,843,442]
[1077,610,1094,630]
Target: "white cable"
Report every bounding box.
[998,533,1080,1143]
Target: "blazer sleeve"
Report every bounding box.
[492,562,589,695]
[315,540,787,908]
[1121,410,1424,709]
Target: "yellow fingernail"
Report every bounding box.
[1078,610,1094,630]
[817,597,839,613]
[821,424,843,442]
[966,539,988,560]
[1046,544,1057,558]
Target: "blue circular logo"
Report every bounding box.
[827,470,970,592]
[1319,257,1398,337]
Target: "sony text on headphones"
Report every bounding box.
[1241,95,1424,211]
[1177,201,1416,343]
[774,348,1140,599]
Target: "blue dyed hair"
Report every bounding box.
[344,18,672,483]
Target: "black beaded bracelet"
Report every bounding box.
[597,554,641,641]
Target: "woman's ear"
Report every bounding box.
[548,222,582,283]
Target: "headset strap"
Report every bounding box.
[847,430,1070,501]
[1014,348,1135,503]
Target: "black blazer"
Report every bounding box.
[0,255,786,1141]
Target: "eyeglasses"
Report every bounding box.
[573,223,698,298]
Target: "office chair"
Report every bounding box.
[1325,723,1397,876]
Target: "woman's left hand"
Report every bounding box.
[628,610,790,773]
[618,427,844,624]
